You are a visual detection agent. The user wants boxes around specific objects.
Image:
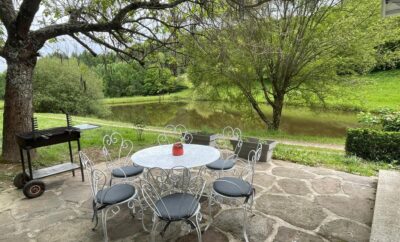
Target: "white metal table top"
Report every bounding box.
[131,144,220,169]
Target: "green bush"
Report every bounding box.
[33,57,107,116]
[346,128,400,162]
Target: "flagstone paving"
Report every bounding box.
[0,159,376,242]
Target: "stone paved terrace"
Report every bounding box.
[0,160,377,242]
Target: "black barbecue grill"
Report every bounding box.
[13,114,84,198]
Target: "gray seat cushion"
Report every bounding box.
[206,159,235,170]
[213,177,253,198]
[112,165,144,178]
[96,183,135,205]
[155,193,199,221]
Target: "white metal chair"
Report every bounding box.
[102,132,144,184]
[141,167,206,242]
[79,151,140,242]
[157,124,193,145]
[206,126,243,174]
[206,143,262,242]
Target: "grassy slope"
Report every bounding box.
[287,70,400,111]
[354,70,400,110]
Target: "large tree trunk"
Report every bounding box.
[2,58,36,162]
[271,95,284,130]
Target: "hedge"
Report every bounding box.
[346,128,400,162]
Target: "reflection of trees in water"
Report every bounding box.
[109,102,181,126]
[108,101,356,137]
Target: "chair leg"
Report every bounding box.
[249,193,255,215]
[102,208,109,242]
[195,213,203,242]
[205,190,214,231]
[138,197,150,232]
[243,202,249,242]
[151,214,161,242]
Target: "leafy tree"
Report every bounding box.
[143,66,176,95]
[0,0,206,161]
[187,0,386,130]
[98,61,145,97]
[33,57,106,116]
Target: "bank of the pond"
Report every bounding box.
[105,101,359,139]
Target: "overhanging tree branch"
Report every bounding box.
[83,32,144,64]
[32,22,121,42]
[32,0,191,43]
[69,34,97,57]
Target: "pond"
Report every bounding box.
[106,101,360,138]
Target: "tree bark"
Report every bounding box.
[271,95,284,130]
[2,58,36,162]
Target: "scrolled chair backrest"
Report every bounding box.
[102,132,134,169]
[158,124,193,145]
[241,142,263,186]
[79,151,95,173]
[89,169,108,205]
[217,126,243,159]
[143,167,171,194]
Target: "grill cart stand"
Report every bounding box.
[13,114,84,199]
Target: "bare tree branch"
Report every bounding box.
[0,0,16,32]
[83,32,144,65]
[69,34,97,57]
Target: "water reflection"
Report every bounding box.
[106,101,359,137]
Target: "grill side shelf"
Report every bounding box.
[27,163,80,180]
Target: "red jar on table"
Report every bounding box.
[172,142,184,156]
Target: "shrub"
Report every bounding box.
[33,57,107,116]
[346,128,400,162]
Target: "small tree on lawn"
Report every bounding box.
[187,0,385,130]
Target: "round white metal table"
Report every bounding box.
[131,144,220,169]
